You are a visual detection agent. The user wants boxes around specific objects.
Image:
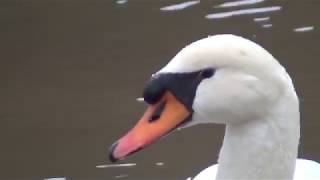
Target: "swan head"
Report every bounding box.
[109,34,297,162]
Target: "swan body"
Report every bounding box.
[109,34,320,180]
[193,159,320,180]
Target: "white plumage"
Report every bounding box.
[156,35,320,179]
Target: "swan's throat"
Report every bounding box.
[216,117,299,180]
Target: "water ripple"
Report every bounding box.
[293,26,314,33]
[116,0,128,5]
[262,24,273,28]
[160,0,200,11]
[254,16,270,22]
[115,174,129,178]
[155,162,165,166]
[206,6,281,19]
[96,163,136,168]
[215,0,265,8]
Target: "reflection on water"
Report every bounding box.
[114,174,129,179]
[116,0,128,5]
[206,6,281,19]
[44,178,66,180]
[155,162,165,166]
[253,16,270,22]
[1,0,319,179]
[215,0,265,8]
[294,26,315,33]
[160,0,200,11]
[96,162,165,179]
[262,24,273,28]
[96,163,137,168]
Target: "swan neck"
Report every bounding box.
[216,115,299,180]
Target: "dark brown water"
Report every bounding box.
[1,0,319,179]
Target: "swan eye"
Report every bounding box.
[199,68,215,79]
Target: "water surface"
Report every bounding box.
[1,0,319,179]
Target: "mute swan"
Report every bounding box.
[109,34,320,179]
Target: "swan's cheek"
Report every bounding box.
[193,80,264,124]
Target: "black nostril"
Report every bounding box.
[149,101,166,123]
[109,141,119,163]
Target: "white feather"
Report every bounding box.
[156,34,320,179]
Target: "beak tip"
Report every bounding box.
[109,141,119,163]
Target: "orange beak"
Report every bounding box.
[109,91,191,162]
